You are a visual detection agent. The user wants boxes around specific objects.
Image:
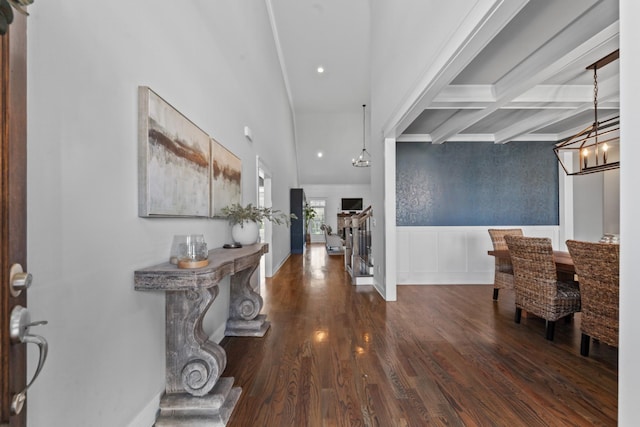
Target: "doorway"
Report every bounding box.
[257,157,273,279]
[307,198,326,244]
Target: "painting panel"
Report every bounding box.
[211,139,242,217]
[138,86,210,217]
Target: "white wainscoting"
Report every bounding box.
[396,226,560,285]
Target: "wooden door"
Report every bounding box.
[0,11,27,427]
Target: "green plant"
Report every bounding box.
[221,203,297,227]
[303,202,317,233]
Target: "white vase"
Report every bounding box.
[231,221,259,245]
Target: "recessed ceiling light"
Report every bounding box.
[317,66,324,74]
[317,152,323,158]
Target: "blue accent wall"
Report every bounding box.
[396,141,559,226]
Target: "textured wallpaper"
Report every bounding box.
[396,141,559,226]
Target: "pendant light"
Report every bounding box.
[352,104,371,167]
[554,50,620,175]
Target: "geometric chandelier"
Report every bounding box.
[554,50,620,175]
[352,104,371,167]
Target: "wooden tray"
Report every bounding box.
[177,259,209,269]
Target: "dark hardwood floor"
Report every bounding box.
[222,244,618,426]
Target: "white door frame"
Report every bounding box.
[384,137,397,301]
[257,156,274,277]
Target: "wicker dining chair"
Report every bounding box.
[504,235,581,341]
[566,240,619,357]
[488,228,523,301]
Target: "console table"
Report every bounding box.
[134,243,269,426]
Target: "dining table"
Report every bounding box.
[487,249,575,277]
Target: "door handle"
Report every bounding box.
[9,305,48,415]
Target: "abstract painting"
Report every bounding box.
[138,87,210,217]
[211,139,242,217]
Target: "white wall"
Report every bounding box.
[619,0,640,422]
[369,0,485,131]
[397,226,560,285]
[573,169,620,241]
[296,111,372,186]
[573,173,605,241]
[26,2,297,426]
[603,169,620,234]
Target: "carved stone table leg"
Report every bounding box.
[225,261,270,337]
[156,288,241,426]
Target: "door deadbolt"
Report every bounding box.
[9,263,32,297]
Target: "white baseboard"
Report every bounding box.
[354,275,374,285]
[372,279,385,298]
[127,390,162,427]
[397,272,493,285]
[211,322,227,344]
[271,252,290,276]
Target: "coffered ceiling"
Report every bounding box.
[267,0,619,184]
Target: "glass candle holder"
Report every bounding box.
[181,234,208,262]
[170,235,188,265]
[171,235,208,268]
[180,235,208,269]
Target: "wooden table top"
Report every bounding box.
[488,249,575,275]
[134,243,269,291]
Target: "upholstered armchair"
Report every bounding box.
[566,240,619,357]
[488,228,523,301]
[320,224,344,253]
[504,235,581,341]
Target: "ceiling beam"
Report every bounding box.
[431,84,595,109]
[430,13,619,144]
[494,109,589,144]
[494,75,619,143]
[396,133,560,143]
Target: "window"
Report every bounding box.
[308,199,326,235]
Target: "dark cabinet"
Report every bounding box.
[290,188,305,254]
